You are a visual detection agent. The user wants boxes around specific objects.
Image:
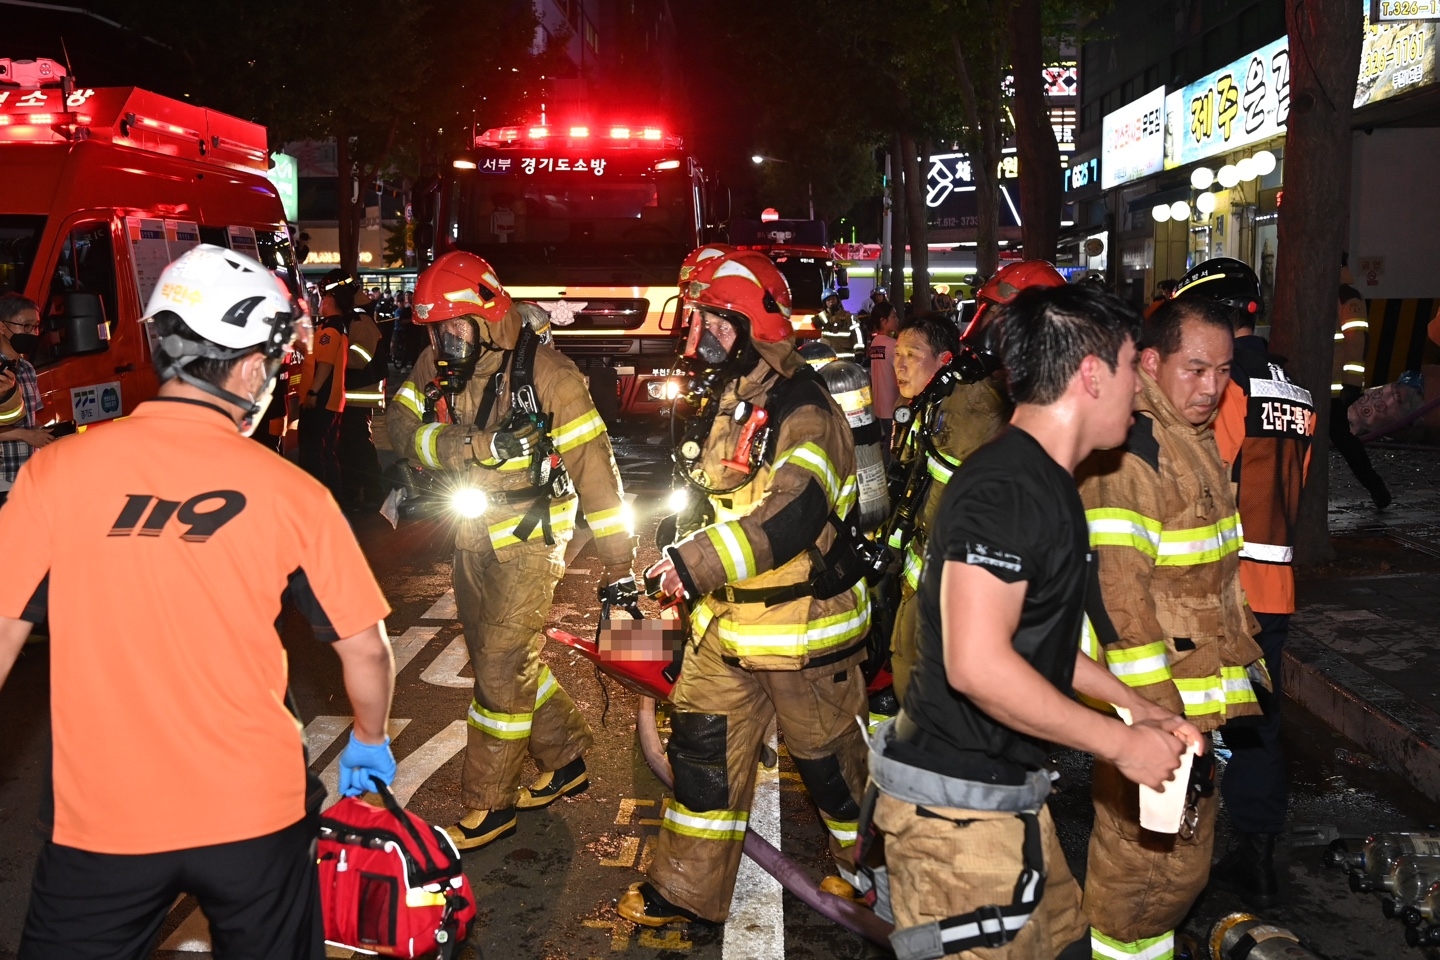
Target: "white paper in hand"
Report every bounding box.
[1110,705,1196,834]
[379,488,403,529]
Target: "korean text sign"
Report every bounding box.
[1166,36,1290,167]
[1101,86,1166,189]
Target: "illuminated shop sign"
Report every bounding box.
[1101,86,1166,188]
[1164,36,1289,168]
[1370,0,1440,21]
[1357,5,1437,106]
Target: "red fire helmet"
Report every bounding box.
[412,251,512,325]
[683,250,793,343]
[678,243,734,289]
[962,259,1067,345]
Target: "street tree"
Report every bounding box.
[950,0,1014,279]
[1269,0,1365,563]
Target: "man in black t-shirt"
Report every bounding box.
[867,285,1203,960]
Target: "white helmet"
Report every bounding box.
[144,244,305,356]
[144,244,307,435]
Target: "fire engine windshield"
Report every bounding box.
[769,255,834,313]
[0,216,46,297]
[448,160,694,285]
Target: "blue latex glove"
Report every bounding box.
[338,731,396,797]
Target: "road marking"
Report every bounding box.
[420,637,473,688]
[303,715,352,761]
[616,798,656,824]
[389,720,467,805]
[599,835,641,867]
[390,625,441,675]
[723,721,783,960]
[421,590,456,620]
[318,719,411,800]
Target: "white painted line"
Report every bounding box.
[389,720,468,805]
[723,720,783,960]
[318,719,411,801]
[420,637,473,688]
[391,625,441,675]
[303,715,352,763]
[421,589,456,621]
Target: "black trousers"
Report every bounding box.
[1330,391,1388,498]
[337,406,383,503]
[298,407,342,503]
[19,816,323,960]
[1220,612,1290,834]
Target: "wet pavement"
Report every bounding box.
[0,429,1439,957]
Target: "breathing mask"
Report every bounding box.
[429,317,482,394]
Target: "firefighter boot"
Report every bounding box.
[1211,832,1280,909]
[446,806,518,851]
[517,755,588,810]
[617,882,705,928]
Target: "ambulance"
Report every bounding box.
[0,57,299,435]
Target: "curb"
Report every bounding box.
[1284,629,1440,805]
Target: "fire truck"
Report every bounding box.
[414,121,730,419]
[728,217,848,340]
[0,57,299,434]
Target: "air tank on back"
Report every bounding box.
[818,359,890,532]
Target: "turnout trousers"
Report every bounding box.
[453,538,593,811]
[874,795,1086,960]
[297,408,342,503]
[337,406,384,504]
[1083,757,1218,958]
[646,631,869,922]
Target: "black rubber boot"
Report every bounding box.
[1212,832,1280,908]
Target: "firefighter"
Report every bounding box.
[618,250,872,926]
[1078,296,1268,960]
[298,270,350,502]
[339,288,389,509]
[818,289,864,360]
[884,260,1065,703]
[389,252,636,851]
[1184,260,1313,907]
[1332,285,1391,508]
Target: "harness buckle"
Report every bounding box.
[723,585,737,604]
[976,904,1008,948]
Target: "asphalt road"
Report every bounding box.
[0,428,1437,958]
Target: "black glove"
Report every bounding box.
[490,417,544,460]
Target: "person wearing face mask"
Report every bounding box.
[298,270,352,502]
[0,246,396,959]
[389,252,635,852]
[1076,297,1267,960]
[618,250,872,928]
[0,294,51,495]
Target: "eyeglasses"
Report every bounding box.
[3,318,40,334]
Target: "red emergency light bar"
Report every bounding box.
[477,122,681,149]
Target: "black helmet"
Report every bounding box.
[1174,257,1262,317]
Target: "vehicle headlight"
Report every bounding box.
[647,378,683,400]
[450,487,489,519]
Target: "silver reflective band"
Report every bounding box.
[1240,541,1293,563]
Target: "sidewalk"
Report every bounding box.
[1285,445,1440,803]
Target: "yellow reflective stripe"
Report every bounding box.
[1091,929,1174,960]
[835,475,858,520]
[1341,319,1370,332]
[395,382,425,418]
[487,499,578,548]
[926,453,956,484]
[704,583,869,659]
[1106,641,1172,687]
[1173,676,1226,717]
[552,409,607,453]
[0,403,25,426]
[414,422,444,469]
[867,711,892,736]
[822,817,859,848]
[1221,665,1258,706]
[1155,514,1242,566]
[467,699,533,740]
[344,390,386,403]
[902,542,923,590]
[704,521,755,583]
[349,343,373,362]
[661,800,748,841]
[775,442,841,504]
[1079,614,1102,661]
[586,505,628,538]
[1087,508,1162,558]
[535,665,558,709]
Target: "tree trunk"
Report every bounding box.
[890,136,907,312]
[951,28,1005,278]
[1009,0,1062,262]
[901,133,930,315]
[335,135,361,275]
[1268,0,1364,564]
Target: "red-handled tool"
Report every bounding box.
[720,407,769,473]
